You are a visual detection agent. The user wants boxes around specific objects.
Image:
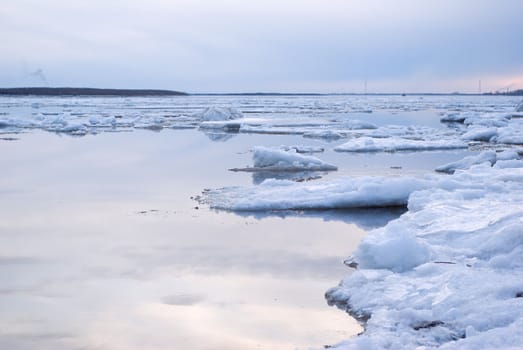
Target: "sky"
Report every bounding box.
[0,0,522,93]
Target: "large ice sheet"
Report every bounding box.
[325,160,523,349]
[199,176,430,211]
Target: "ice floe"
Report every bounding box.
[334,136,468,153]
[341,119,378,130]
[197,141,523,348]
[325,158,523,349]
[435,150,497,174]
[199,176,430,211]
[440,112,468,123]
[303,130,348,141]
[436,150,521,174]
[230,146,337,172]
[494,127,523,145]
[196,106,243,121]
[453,107,523,146]
[2,95,522,150]
[461,127,498,142]
[279,145,324,154]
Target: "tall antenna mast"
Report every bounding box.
[478,80,482,94]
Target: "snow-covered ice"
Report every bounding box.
[199,176,429,211]
[303,130,348,140]
[495,127,523,145]
[334,136,468,153]
[279,145,325,154]
[461,127,498,142]
[229,146,337,172]
[2,95,522,150]
[440,112,468,123]
[435,150,497,173]
[436,150,521,174]
[459,111,523,145]
[325,159,523,349]
[196,106,243,121]
[202,156,523,348]
[189,97,523,348]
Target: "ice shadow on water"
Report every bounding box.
[250,170,325,185]
[228,207,407,231]
[201,131,237,142]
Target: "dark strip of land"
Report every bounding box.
[1,87,521,97]
[483,89,523,96]
[0,87,187,96]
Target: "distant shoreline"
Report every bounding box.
[0,87,521,97]
[194,92,523,96]
[0,87,188,96]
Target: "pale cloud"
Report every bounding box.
[0,0,522,92]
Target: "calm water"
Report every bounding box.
[0,130,366,350]
[0,95,490,349]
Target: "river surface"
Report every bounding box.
[0,95,502,350]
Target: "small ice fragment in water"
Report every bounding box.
[251,146,337,171]
[435,151,497,174]
[196,107,243,121]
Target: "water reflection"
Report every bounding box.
[0,130,364,350]
[202,130,237,142]
[0,124,469,350]
[251,170,325,185]
[118,244,347,280]
[222,207,406,231]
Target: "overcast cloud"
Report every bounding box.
[0,0,522,93]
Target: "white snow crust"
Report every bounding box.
[461,127,498,142]
[196,106,243,121]
[334,137,468,152]
[440,112,468,123]
[232,146,337,172]
[200,176,430,210]
[435,151,497,174]
[303,130,348,140]
[325,160,523,349]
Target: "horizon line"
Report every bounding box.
[0,86,522,97]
